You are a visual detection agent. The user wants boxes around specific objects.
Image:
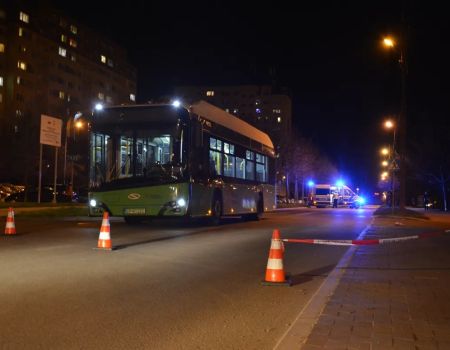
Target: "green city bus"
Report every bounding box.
[88,100,276,224]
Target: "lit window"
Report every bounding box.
[19,12,29,23]
[98,92,104,100]
[106,96,112,103]
[70,25,77,34]
[100,55,106,63]
[17,61,26,70]
[18,27,23,37]
[16,76,21,84]
[58,47,66,57]
[59,91,65,99]
[69,39,77,48]
[273,109,281,114]
[277,117,282,123]
[0,43,4,52]
[0,76,3,86]
[61,34,67,43]
[233,108,238,114]
[130,94,136,102]
[206,90,215,96]
[70,54,76,62]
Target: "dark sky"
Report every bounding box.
[53,0,449,193]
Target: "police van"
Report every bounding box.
[312,184,362,208]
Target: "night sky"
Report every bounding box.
[54,0,449,194]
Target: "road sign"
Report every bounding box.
[40,114,62,147]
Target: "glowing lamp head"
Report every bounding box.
[172,100,181,108]
[383,37,395,48]
[384,120,394,129]
[94,103,103,111]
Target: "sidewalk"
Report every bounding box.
[301,212,450,350]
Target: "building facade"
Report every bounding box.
[174,85,292,151]
[0,3,136,185]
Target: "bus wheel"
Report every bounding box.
[211,195,222,225]
[124,216,144,225]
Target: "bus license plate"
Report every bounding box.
[124,208,146,215]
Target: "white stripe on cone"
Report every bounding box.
[270,240,283,249]
[267,258,283,270]
[99,231,110,240]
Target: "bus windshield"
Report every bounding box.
[89,107,187,189]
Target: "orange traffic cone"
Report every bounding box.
[96,212,113,250]
[4,207,16,235]
[262,229,291,286]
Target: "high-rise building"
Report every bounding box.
[0,2,136,184]
[174,85,292,151]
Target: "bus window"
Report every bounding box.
[256,154,267,182]
[224,154,235,177]
[245,150,255,180]
[236,157,245,179]
[223,142,235,177]
[209,150,222,176]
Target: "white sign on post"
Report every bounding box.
[40,114,62,147]
[38,115,62,203]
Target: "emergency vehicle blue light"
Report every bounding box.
[307,180,315,187]
[336,180,344,187]
[356,196,366,204]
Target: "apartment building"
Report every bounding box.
[0,2,136,183]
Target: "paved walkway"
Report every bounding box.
[301,212,450,350]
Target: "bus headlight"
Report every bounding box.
[177,198,186,207]
[90,199,97,207]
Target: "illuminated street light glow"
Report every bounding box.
[381,148,389,156]
[383,37,395,48]
[172,100,181,108]
[381,160,389,167]
[384,120,394,129]
[75,121,83,129]
[95,103,103,111]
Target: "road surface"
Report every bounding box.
[0,207,374,349]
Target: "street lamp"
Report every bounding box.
[383,118,397,208]
[382,34,407,209]
[63,112,85,186]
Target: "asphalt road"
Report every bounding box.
[0,207,374,349]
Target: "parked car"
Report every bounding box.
[5,185,78,203]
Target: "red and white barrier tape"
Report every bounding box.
[282,230,450,246]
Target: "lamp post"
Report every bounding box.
[63,112,84,186]
[383,35,407,209]
[384,119,397,208]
